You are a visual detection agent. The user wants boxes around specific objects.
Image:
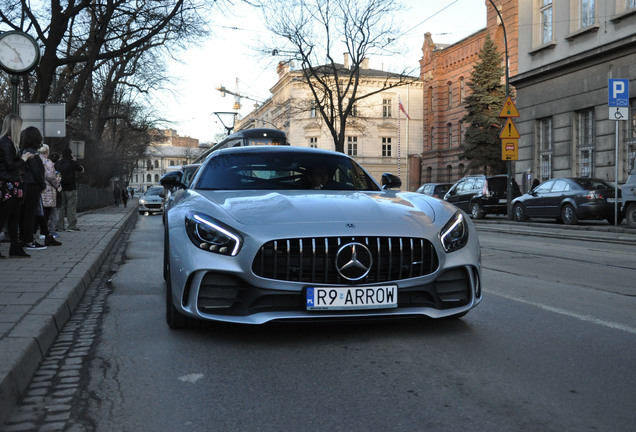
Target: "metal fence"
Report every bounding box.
[77,184,114,212]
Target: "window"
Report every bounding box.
[310,100,317,118]
[459,121,465,147]
[154,174,159,182]
[430,127,435,148]
[447,166,453,183]
[538,117,553,180]
[459,78,465,103]
[458,164,465,179]
[154,160,159,168]
[576,109,594,177]
[540,0,553,44]
[135,174,138,183]
[447,82,453,107]
[630,0,636,9]
[447,123,453,148]
[347,136,358,156]
[382,137,392,157]
[308,137,318,148]
[382,99,392,118]
[146,174,151,182]
[146,160,152,170]
[580,0,595,27]
[170,160,175,166]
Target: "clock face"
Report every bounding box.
[0,31,40,74]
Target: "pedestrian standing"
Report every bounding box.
[113,184,121,207]
[19,126,48,250]
[48,152,62,237]
[0,114,32,258]
[55,148,84,232]
[38,144,62,246]
[121,187,129,207]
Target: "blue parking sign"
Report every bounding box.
[608,79,629,107]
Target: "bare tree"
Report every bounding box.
[258,0,417,153]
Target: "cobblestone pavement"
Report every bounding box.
[0,203,137,427]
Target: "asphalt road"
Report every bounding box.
[3,215,635,432]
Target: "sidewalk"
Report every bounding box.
[0,202,137,425]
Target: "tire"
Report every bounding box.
[470,202,485,219]
[626,203,636,228]
[139,211,144,215]
[561,204,578,225]
[512,203,527,222]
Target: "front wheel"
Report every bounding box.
[470,202,485,219]
[624,203,636,227]
[561,204,578,225]
[512,203,527,222]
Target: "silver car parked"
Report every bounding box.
[161,146,482,329]
[138,185,165,215]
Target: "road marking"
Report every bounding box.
[178,373,204,383]
[489,291,636,335]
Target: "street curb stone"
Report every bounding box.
[0,205,137,426]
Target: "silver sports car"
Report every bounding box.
[161,146,481,329]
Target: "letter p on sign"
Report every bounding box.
[609,79,629,107]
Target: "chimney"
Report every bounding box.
[343,52,350,69]
[360,58,369,69]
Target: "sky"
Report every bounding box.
[154,0,487,144]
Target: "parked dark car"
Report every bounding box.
[416,183,452,199]
[511,177,623,225]
[444,174,521,219]
[161,163,201,224]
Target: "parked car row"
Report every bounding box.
[417,175,624,226]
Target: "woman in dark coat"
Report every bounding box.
[19,126,49,250]
[0,114,32,258]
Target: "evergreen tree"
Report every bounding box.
[460,34,507,174]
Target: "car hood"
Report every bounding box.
[141,196,163,203]
[193,190,439,226]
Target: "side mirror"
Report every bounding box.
[381,173,402,190]
[160,171,183,189]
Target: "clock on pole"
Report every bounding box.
[0,30,40,74]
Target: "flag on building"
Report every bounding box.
[399,97,411,120]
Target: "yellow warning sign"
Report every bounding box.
[499,118,520,139]
[499,96,520,118]
[501,139,518,160]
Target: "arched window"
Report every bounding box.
[154,174,159,183]
[426,166,432,183]
[154,160,159,168]
[447,123,453,148]
[447,165,453,183]
[447,81,453,107]
[459,77,465,103]
[459,121,465,147]
[458,164,465,179]
[146,160,152,170]
[146,174,151,182]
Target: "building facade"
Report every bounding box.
[511,0,636,190]
[237,58,424,190]
[419,0,519,186]
[129,129,206,192]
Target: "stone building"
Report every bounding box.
[237,57,424,190]
[129,129,205,193]
[511,0,636,190]
[419,0,518,185]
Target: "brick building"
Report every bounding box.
[419,0,518,185]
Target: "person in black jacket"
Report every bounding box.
[19,127,48,250]
[0,114,32,258]
[55,147,84,232]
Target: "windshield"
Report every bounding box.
[195,151,381,191]
[145,187,163,196]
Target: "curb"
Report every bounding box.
[0,208,138,426]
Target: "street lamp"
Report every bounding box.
[486,0,513,219]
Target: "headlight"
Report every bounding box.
[185,212,242,256]
[139,199,147,204]
[439,211,469,252]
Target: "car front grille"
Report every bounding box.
[252,236,439,284]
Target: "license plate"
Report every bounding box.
[306,286,397,310]
[606,198,616,203]
[498,199,507,203]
